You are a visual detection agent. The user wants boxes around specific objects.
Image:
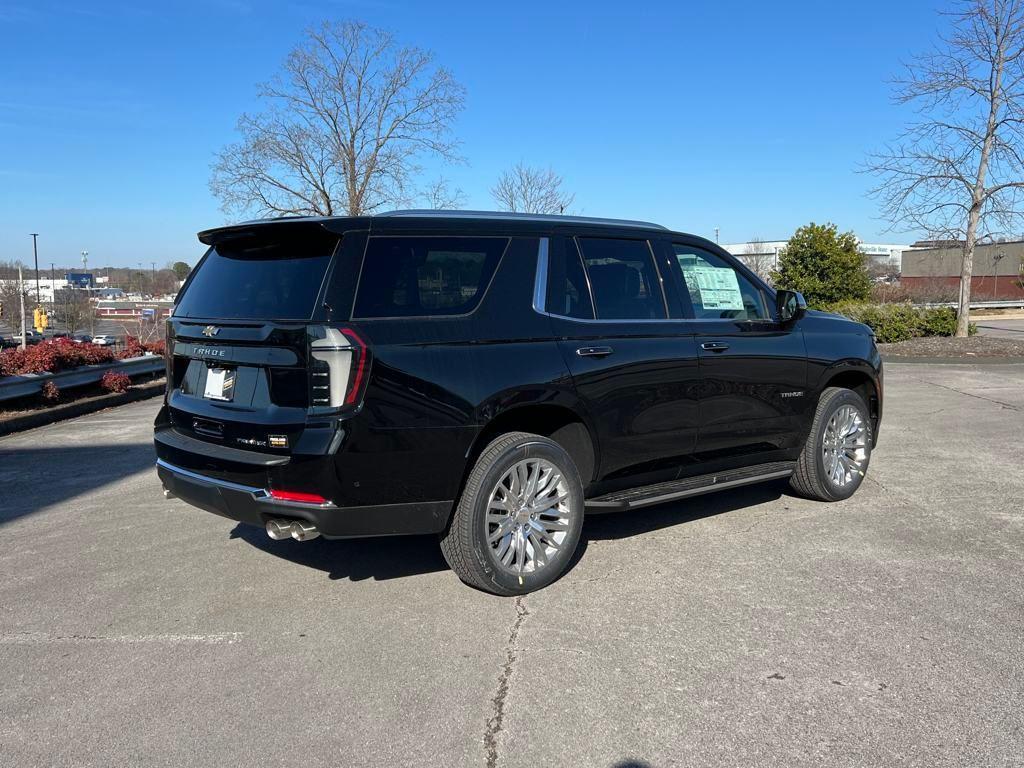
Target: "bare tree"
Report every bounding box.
[866,0,1024,336]
[0,277,27,336]
[491,163,575,214]
[421,176,466,210]
[742,237,777,280]
[210,21,465,217]
[56,289,94,336]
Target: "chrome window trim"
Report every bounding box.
[532,237,549,313]
[532,236,757,325]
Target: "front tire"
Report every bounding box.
[440,432,584,595]
[790,387,872,501]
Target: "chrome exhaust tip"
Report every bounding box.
[265,519,294,541]
[163,488,175,500]
[290,521,320,542]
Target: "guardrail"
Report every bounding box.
[916,300,1024,310]
[0,355,165,404]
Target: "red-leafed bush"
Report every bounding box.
[144,339,166,356]
[119,335,146,359]
[0,338,116,377]
[41,380,60,402]
[117,336,166,359]
[100,371,131,393]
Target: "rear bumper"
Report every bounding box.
[156,459,451,538]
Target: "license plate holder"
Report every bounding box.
[203,367,236,401]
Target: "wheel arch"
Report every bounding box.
[465,403,598,488]
[815,362,882,444]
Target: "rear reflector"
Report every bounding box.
[268,489,328,504]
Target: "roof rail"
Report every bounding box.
[378,209,669,231]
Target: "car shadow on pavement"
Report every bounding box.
[0,443,156,526]
[229,524,448,582]
[229,480,789,585]
[569,479,789,570]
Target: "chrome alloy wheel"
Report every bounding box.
[486,458,572,576]
[821,404,868,488]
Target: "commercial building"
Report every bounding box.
[722,240,907,276]
[901,240,1024,300]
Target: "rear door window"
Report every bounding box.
[353,236,507,318]
[576,237,667,320]
[544,237,594,319]
[174,231,338,320]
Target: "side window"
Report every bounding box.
[353,236,507,318]
[576,238,667,320]
[673,245,769,320]
[545,237,594,319]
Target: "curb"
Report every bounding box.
[882,355,1024,365]
[0,380,165,437]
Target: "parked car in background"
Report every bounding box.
[11,330,43,346]
[92,334,117,347]
[72,333,94,344]
[0,333,14,349]
[156,211,883,595]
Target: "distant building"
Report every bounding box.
[722,240,907,275]
[902,240,1024,300]
[25,277,69,304]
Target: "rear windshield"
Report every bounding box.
[175,232,339,320]
[353,236,507,318]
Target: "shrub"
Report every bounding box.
[100,371,131,393]
[41,380,60,402]
[771,222,872,308]
[119,336,146,359]
[144,339,166,356]
[827,302,977,342]
[0,338,115,377]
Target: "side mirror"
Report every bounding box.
[776,289,807,323]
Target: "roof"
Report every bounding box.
[377,209,669,230]
[197,209,672,245]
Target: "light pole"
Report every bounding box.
[714,227,720,244]
[30,233,39,305]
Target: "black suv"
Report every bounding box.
[155,211,882,595]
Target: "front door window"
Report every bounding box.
[673,246,769,321]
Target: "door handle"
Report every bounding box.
[701,341,730,352]
[576,346,614,357]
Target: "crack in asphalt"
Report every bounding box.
[909,376,1021,411]
[483,595,529,768]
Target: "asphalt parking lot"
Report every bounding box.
[976,316,1024,340]
[1,362,1022,767]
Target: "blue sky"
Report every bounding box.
[0,0,945,267]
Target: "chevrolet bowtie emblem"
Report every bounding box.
[202,325,220,337]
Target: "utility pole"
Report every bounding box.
[714,227,720,244]
[151,262,156,292]
[18,263,27,350]
[30,233,39,305]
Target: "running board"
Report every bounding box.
[585,462,795,511]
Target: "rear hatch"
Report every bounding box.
[160,224,368,474]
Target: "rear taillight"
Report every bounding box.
[309,326,369,409]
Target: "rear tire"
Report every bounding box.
[440,432,584,596]
[790,387,872,501]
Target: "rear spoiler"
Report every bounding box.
[197,216,371,247]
